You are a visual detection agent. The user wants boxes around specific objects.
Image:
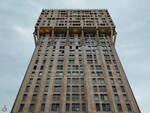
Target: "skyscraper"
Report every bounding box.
[11,9,141,113]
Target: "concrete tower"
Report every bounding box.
[11,9,141,113]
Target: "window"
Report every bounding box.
[33,65,37,70]
[55,78,62,84]
[72,94,80,101]
[108,71,112,77]
[72,65,79,70]
[66,104,70,111]
[67,78,71,84]
[80,78,84,84]
[87,60,93,64]
[81,94,85,100]
[54,86,61,92]
[39,71,43,77]
[114,94,119,101]
[106,60,112,64]
[72,103,80,111]
[97,78,105,84]
[51,104,59,111]
[90,65,94,70]
[72,78,79,84]
[110,78,114,84]
[29,78,33,84]
[123,94,128,101]
[117,104,123,112]
[112,86,117,92]
[96,103,100,111]
[100,94,108,101]
[94,94,99,100]
[96,65,101,70]
[72,86,79,92]
[99,86,107,92]
[40,65,44,70]
[91,72,95,76]
[66,94,70,101]
[120,86,125,92]
[41,104,45,111]
[113,60,116,64]
[49,65,53,70]
[46,78,50,84]
[69,59,75,64]
[114,65,118,70]
[48,71,51,77]
[82,103,86,111]
[72,71,79,76]
[79,59,82,64]
[107,65,110,70]
[67,86,70,92]
[32,94,37,101]
[18,104,24,112]
[96,71,103,76]
[60,46,65,49]
[118,78,122,84]
[81,85,84,92]
[76,46,78,49]
[44,86,49,92]
[93,86,97,92]
[25,86,30,92]
[43,60,46,64]
[58,59,64,64]
[57,65,63,70]
[42,94,47,101]
[116,72,121,77]
[31,72,35,77]
[80,71,84,76]
[22,94,27,101]
[102,103,111,111]
[28,104,35,112]
[126,104,132,111]
[53,94,60,101]
[37,78,41,84]
[34,86,39,92]
[35,59,39,64]
[92,78,96,84]
[56,71,63,76]
[59,50,64,54]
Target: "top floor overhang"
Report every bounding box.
[33,26,117,46]
[34,26,116,36]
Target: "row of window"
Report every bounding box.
[25,85,85,93]
[22,93,86,102]
[30,77,85,85]
[94,93,128,102]
[92,78,105,84]
[22,92,129,104]
[39,42,110,52]
[33,65,87,71]
[92,77,123,84]
[108,71,121,77]
[30,70,85,78]
[29,77,85,86]
[93,85,125,93]
[19,103,86,112]
[95,103,132,112]
[94,94,109,101]
[67,78,84,84]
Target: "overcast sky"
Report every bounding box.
[0,0,150,113]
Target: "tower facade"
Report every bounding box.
[11,9,141,113]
